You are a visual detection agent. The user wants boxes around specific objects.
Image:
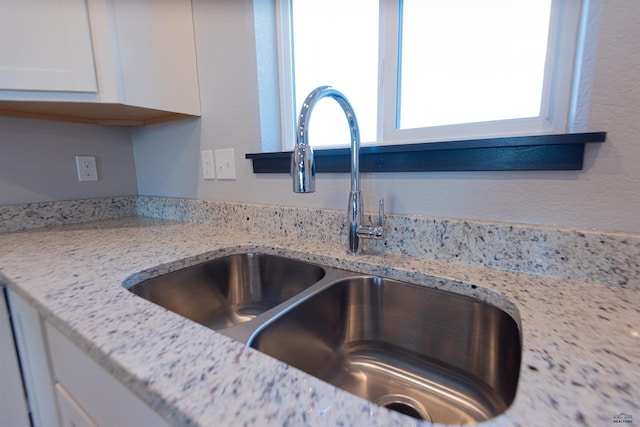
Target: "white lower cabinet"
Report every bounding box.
[45,322,172,427]
[6,288,172,427]
[6,288,61,427]
[55,384,98,427]
[0,289,31,427]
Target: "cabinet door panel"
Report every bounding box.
[6,288,61,427]
[0,289,31,427]
[46,323,172,427]
[55,384,99,427]
[0,0,97,92]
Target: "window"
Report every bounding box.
[278,0,584,149]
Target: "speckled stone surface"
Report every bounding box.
[0,196,137,233]
[0,217,638,427]
[137,196,640,289]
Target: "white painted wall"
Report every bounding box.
[130,0,638,234]
[0,117,137,205]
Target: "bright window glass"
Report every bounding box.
[291,0,379,146]
[283,0,580,149]
[399,0,552,129]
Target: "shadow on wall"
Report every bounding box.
[131,118,202,199]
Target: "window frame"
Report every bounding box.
[277,0,585,150]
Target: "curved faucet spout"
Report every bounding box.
[291,86,385,254]
[292,86,360,194]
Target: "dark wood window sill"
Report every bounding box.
[245,132,606,173]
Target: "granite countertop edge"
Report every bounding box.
[0,217,637,427]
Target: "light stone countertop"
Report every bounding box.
[0,216,637,427]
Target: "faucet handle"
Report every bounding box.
[356,198,387,241]
[378,198,385,226]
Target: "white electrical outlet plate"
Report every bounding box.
[201,150,215,180]
[215,148,236,180]
[75,156,98,181]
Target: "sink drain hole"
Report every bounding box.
[384,402,424,419]
[376,395,432,422]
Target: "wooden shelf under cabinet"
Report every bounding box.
[0,101,195,126]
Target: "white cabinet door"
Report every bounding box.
[6,288,173,427]
[0,289,31,427]
[6,288,61,427]
[46,322,173,427]
[0,0,97,92]
[55,384,99,427]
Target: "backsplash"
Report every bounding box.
[0,196,137,233]
[137,196,640,289]
[2,195,638,289]
[370,214,640,289]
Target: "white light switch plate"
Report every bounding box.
[75,156,98,181]
[215,148,236,180]
[201,150,215,180]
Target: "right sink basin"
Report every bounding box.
[249,276,521,424]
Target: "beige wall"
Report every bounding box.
[133,0,640,233]
[2,0,637,233]
[0,117,137,205]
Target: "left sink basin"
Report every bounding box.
[128,253,325,330]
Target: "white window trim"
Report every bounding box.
[278,0,585,150]
[275,0,297,151]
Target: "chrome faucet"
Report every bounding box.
[292,86,386,254]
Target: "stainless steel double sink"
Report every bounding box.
[128,253,521,424]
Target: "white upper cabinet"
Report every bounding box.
[0,0,201,125]
[0,0,97,93]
